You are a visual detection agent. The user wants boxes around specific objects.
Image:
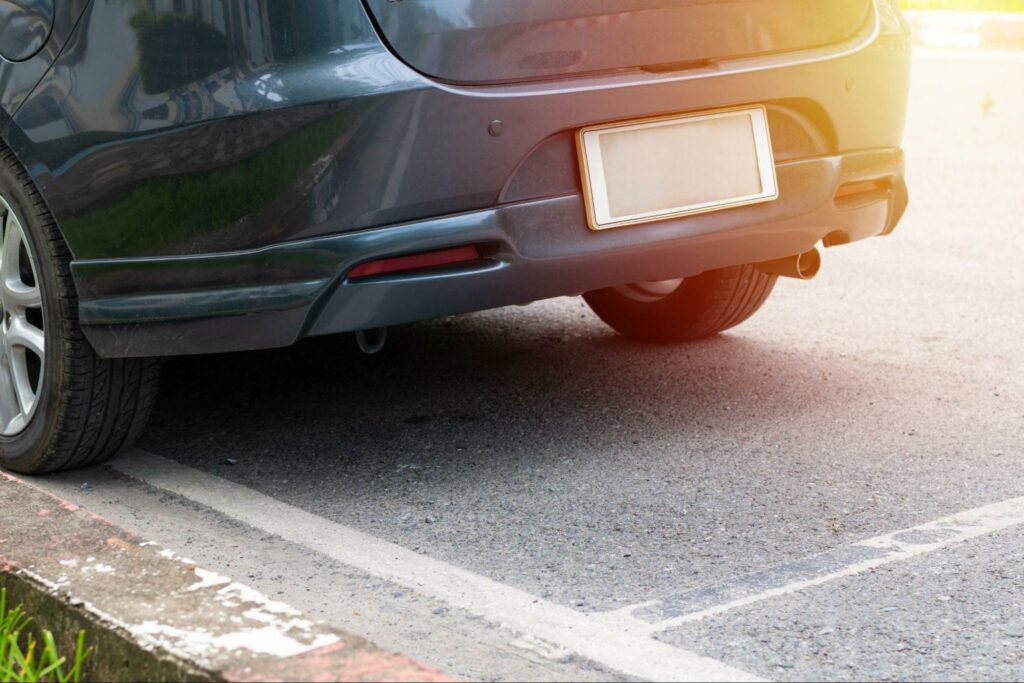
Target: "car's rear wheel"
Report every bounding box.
[0,144,159,475]
[583,263,778,343]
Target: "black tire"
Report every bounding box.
[584,264,778,343]
[0,143,159,475]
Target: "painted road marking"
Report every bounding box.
[113,450,1024,679]
[613,495,1024,632]
[112,451,761,683]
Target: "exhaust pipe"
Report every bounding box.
[755,248,821,280]
[356,327,388,354]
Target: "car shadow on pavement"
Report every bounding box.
[141,303,867,478]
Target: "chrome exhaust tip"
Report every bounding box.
[356,327,388,354]
[755,248,821,280]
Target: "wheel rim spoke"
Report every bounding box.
[0,359,20,433]
[3,280,41,309]
[0,198,45,436]
[10,350,35,416]
[7,318,44,357]
[0,210,18,277]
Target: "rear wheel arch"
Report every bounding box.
[0,120,81,260]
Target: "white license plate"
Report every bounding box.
[576,106,778,231]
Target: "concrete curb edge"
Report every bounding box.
[0,471,453,682]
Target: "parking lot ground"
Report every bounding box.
[659,525,1024,681]
[24,48,1024,681]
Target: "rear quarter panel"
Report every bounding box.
[8,0,422,260]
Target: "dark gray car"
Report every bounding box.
[0,0,910,473]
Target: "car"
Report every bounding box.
[0,0,910,474]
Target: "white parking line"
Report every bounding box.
[113,450,1024,681]
[112,451,761,683]
[616,495,1024,632]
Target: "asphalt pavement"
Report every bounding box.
[30,49,1024,681]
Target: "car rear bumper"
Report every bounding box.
[73,147,906,358]
[28,0,909,263]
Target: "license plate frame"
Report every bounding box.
[576,106,778,231]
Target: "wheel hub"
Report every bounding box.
[613,278,685,303]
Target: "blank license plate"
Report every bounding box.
[576,106,778,231]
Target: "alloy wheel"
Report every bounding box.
[0,196,45,436]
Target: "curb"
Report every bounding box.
[903,9,1024,49]
[0,471,453,682]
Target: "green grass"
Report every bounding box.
[1,590,90,683]
[901,0,1024,11]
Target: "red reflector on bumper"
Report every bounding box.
[348,246,481,280]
